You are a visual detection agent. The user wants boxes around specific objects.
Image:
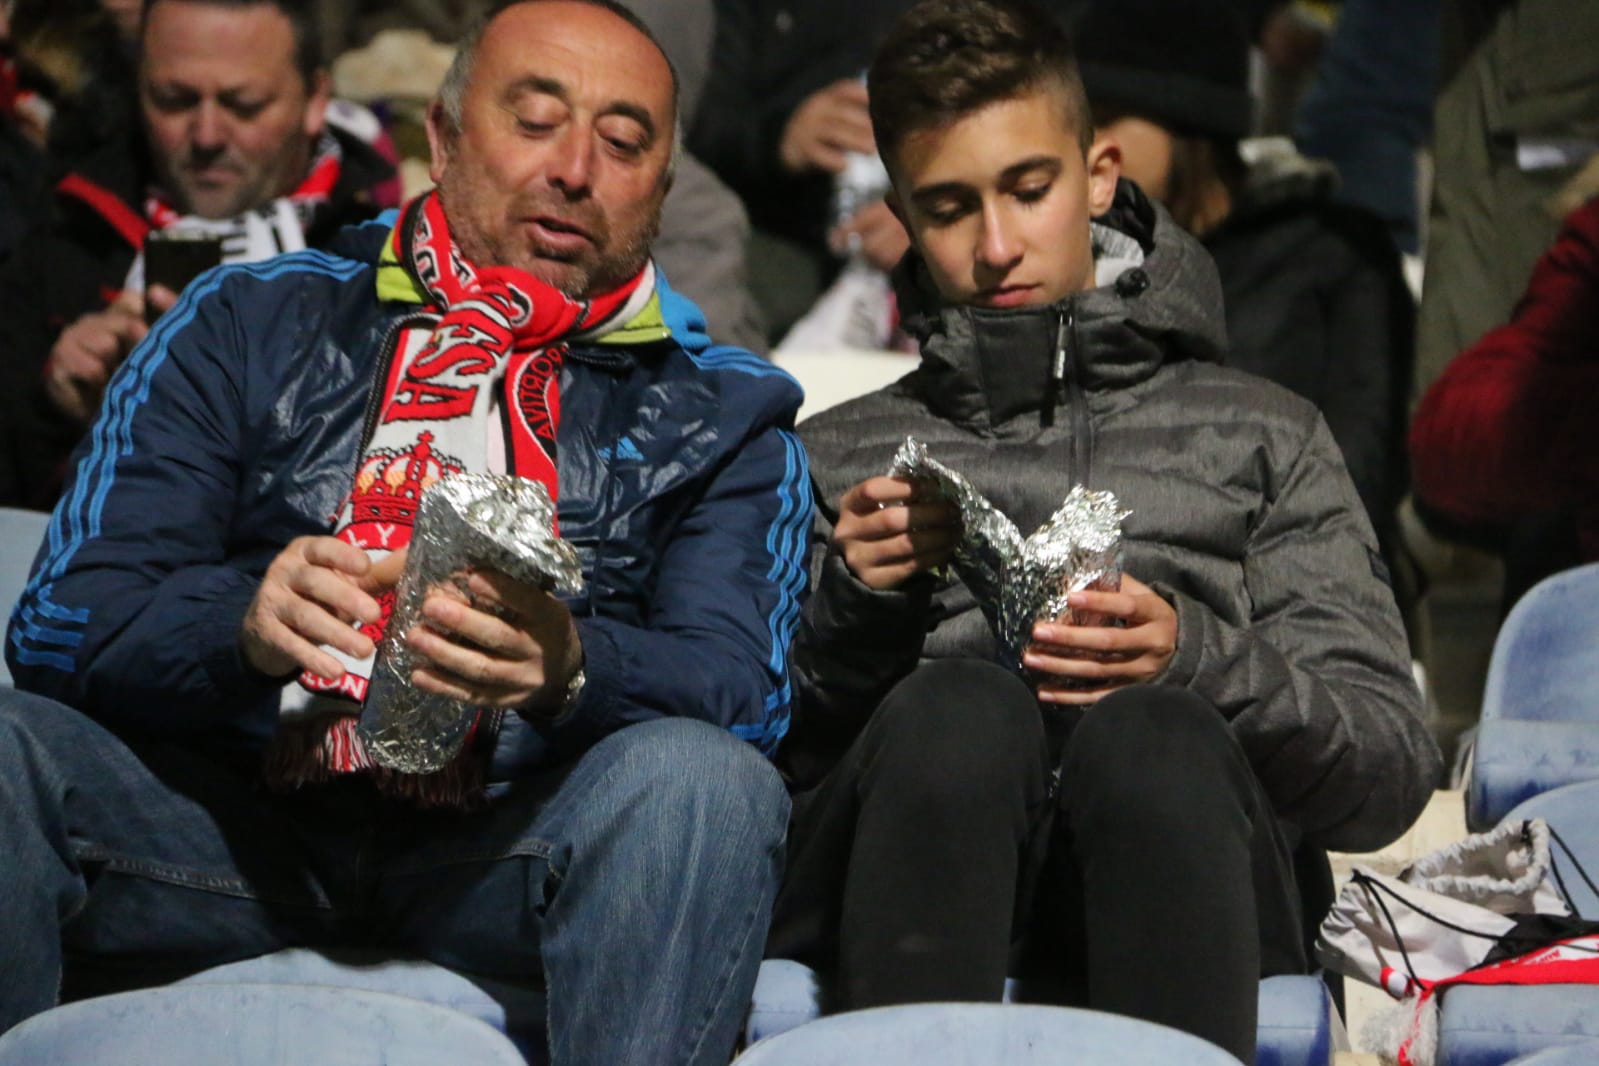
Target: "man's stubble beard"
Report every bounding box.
[437,170,664,300]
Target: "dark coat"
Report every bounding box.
[1203,154,1415,540]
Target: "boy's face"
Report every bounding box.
[886,87,1119,309]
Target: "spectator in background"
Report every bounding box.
[0,0,399,511]
[1411,196,1599,610]
[1291,0,1439,256]
[1415,0,1599,398]
[689,0,910,339]
[1073,0,1415,622]
[0,0,396,511]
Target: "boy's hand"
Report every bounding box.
[1024,574,1178,704]
[833,476,958,590]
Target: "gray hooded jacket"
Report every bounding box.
[788,183,1441,854]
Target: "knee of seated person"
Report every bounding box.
[603,718,789,842]
[1063,685,1240,800]
[0,688,83,763]
[863,659,1042,799]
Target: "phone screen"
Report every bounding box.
[143,233,224,324]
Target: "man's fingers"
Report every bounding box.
[278,624,354,682]
[417,591,536,659]
[826,77,871,105]
[291,564,383,628]
[145,284,179,313]
[277,590,376,660]
[301,536,378,577]
[358,549,408,593]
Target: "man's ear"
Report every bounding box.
[424,100,453,186]
[303,69,333,140]
[1085,133,1121,217]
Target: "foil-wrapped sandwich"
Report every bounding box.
[888,437,1129,677]
[357,473,584,773]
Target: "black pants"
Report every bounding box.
[767,659,1306,1062]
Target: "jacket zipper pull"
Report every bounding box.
[1052,311,1072,399]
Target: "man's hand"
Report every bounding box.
[405,569,582,713]
[830,199,911,273]
[241,537,400,681]
[779,78,874,175]
[43,286,178,423]
[1024,574,1178,705]
[833,476,958,590]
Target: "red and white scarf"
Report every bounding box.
[265,190,652,806]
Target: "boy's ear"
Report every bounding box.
[885,188,915,247]
[1085,133,1122,217]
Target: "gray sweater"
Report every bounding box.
[788,182,1441,854]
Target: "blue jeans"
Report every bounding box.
[0,688,789,1065]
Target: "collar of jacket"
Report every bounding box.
[893,179,1229,430]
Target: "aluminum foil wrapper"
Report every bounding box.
[888,437,1128,676]
[357,473,583,774]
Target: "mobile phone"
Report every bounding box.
[143,232,224,324]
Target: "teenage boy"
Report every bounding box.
[765,0,1442,1059]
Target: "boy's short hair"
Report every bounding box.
[867,0,1093,170]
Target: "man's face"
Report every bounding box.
[887,88,1119,309]
[140,0,329,220]
[425,0,676,298]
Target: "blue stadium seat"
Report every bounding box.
[1437,781,1599,1066]
[0,507,49,687]
[733,1001,1244,1064]
[1468,563,1599,830]
[0,983,526,1065]
[746,960,1346,1066]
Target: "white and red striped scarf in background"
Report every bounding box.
[121,129,345,292]
[264,190,652,807]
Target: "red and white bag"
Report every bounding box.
[1317,818,1599,1065]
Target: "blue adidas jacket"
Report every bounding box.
[6,215,810,776]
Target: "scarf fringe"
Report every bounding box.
[263,716,488,811]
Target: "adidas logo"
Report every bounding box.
[597,436,645,462]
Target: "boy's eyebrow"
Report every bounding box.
[504,75,659,143]
[909,154,1063,203]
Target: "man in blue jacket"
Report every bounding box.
[0,1,808,1061]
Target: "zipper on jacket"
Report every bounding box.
[1053,309,1092,486]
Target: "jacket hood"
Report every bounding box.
[893,179,1228,429]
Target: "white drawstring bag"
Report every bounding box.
[1317,818,1599,1066]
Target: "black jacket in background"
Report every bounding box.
[1204,151,1414,543]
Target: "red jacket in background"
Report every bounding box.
[1410,197,1599,561]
